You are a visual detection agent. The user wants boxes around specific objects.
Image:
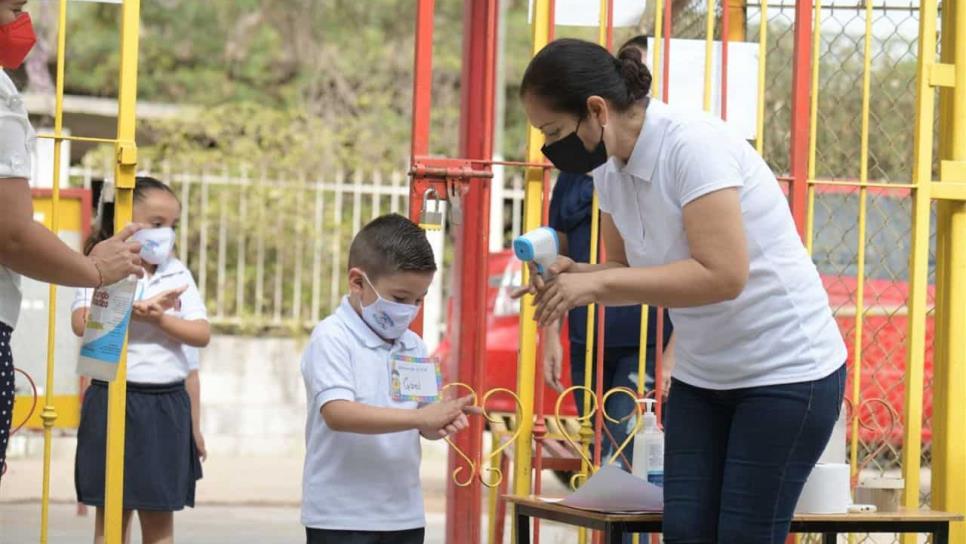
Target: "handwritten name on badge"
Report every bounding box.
[389,355,442,402]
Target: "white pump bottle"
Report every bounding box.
[631,398,664,487]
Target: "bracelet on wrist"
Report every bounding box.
[91,259,104,289]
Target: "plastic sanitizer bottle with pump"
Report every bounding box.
[631,398,664,487]
[76,275,139,381]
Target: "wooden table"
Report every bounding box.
[506,495,963,544]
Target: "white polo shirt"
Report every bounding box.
[73,258,207,383]
[594,99,846,390]
[300,297,427,532]
[0,70,35,329]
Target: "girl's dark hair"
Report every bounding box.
[520,38,652,117]
[83,176,178,255]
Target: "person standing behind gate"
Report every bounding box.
[71,177,207,544]
[300,214,478,544]
[0,0,142,485]
[517,38,846,543]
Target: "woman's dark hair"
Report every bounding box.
[520,38,652,116]
[83,176,179,255]
[618,34,649,59]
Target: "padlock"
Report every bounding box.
[418,188,444,231]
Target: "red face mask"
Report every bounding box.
[0,13,37,69]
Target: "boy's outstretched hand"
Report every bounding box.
[417,395,480,440]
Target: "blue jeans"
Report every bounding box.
[663,364,846,544]
[569,344,655,467]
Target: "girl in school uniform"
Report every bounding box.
[71,176,209,544]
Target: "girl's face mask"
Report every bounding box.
[133,227,175,266]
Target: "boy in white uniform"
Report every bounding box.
[300,214,475,544]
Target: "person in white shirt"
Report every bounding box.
[516,39,846,543]
[0,0,142,485]
[71,177,209,544]
[301,214,476,544]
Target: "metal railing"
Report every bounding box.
[69,164,527,332]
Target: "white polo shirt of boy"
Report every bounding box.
[0,71,36,329]
[73,257,207,383]
[593,98,846,390]
[301,296,427,532]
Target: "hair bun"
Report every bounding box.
[615,47,652,102]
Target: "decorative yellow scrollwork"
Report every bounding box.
[601,386,644,467]
[479,387,524,488]
[440,382,479,487]
[553,385,599,489]
[847,396,899,483]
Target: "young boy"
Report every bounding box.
[300,214,474,544]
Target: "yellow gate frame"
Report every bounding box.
[35,1,141,543]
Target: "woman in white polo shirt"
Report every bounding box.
[517,38,846,543]
[0,0,141,485]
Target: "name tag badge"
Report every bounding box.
[389,355,442,403]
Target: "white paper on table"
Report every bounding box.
[528,0,647,28]
[647,38,761,141]
[559,465,664,513]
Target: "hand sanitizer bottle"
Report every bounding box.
[77,276,138,381]
[631,398,664,487]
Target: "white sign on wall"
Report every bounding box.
[647,38,761,140]
[528,0,647,28]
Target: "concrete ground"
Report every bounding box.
[0,434,580,543]
[0,435,931,543]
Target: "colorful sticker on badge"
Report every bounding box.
[389,355,443,402]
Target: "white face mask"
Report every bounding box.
[360,274,420,340]
[133,227,175,266]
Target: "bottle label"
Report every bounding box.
[80,281,137,366]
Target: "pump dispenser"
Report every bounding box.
[631,398,664,487]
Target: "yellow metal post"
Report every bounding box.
[804,0,821,254]
[651,0,664,100]
[103,1,141,542]
[39,1,69,542]
[703,0,715,112]
[754,0,767,156]
[847,0,874,484]
[726,0,745,41]
[897,2,937,542]
[512,0,550,524]
[931,0,966,540]
[902,0,936,544]
[930,0,955,513]
[598,0,609,47]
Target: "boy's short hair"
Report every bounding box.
[348,214,437,281]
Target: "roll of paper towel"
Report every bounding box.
[818,404,848,464]
[795,463,851,514]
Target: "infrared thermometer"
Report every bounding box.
[512,227,560,280]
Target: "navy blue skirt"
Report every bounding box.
[75,380,202,511]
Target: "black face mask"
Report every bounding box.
[541,117,608,174]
